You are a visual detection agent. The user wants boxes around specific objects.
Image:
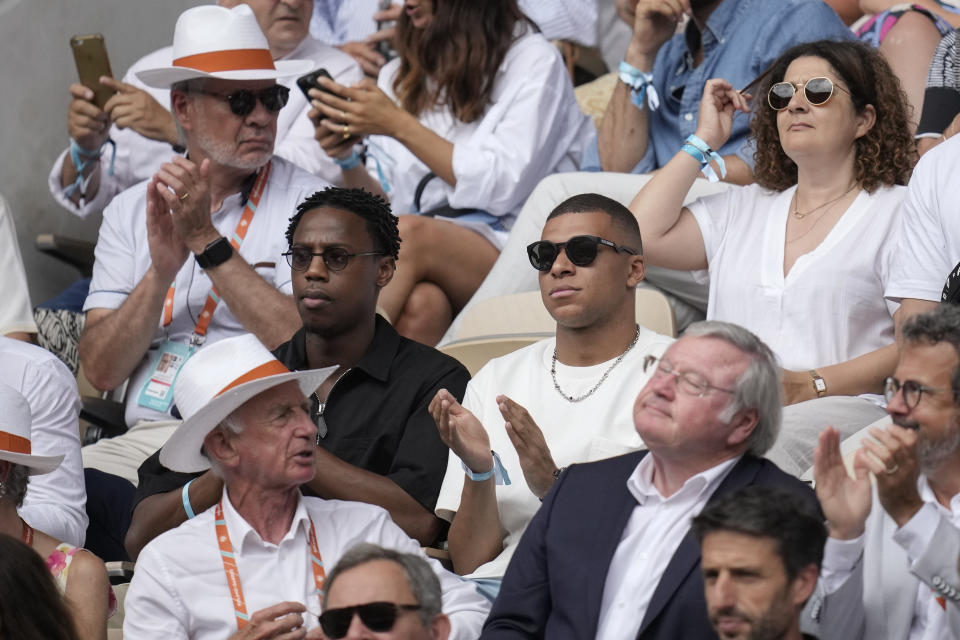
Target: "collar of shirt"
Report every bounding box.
[221,487,311,554]
[917,475,960,522]
[627,452,742,507]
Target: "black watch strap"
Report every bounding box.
[195,236,233,269]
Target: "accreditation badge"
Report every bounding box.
[136,341,193,412]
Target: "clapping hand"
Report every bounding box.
[813,426,872,540]
[429,389,494,476]
[498,396,558,499]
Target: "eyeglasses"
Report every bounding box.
[767,76,849,111]
[318,602,421,638]
[194,85,290,117]
[884,376,951,411]
[526,235,638,272]
[283,246,385,272]
[643,355,736,397]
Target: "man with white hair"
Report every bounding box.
[123,334,489,639]
[50,0,361,220]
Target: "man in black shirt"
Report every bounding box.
[125,188,469,557]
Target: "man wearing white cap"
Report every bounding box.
[123,334,490,639]
[78,4,329,486]
[50,0,362,220]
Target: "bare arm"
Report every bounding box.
[124,470,223,560]
[894,298,939,342]
[60,83,109,205]
[782,343,899,405]
[63,550,111,640]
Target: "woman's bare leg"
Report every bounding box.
[394,282,454,346]
[878,11,943,132]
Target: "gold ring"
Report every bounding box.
[884,463,899,475]
[179,192,190,202]
[342,124,351,140]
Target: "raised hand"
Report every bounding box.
[67,82,111,150]
[101,76,179,145]
[814,426,872,540]
[145,175,189,284]
[309,77,409,141]
[694,78,751,152]
[152,157,217,254]
[857,424,923,527]
[627,0,691,59]
[498,396,558,499]
[226,601,308,640]
[429,389,493,475]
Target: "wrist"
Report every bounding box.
[828,522,865,540]
[692,129,725,154]
[624,42,657,71]
[187,229,222,255]
[888,498,924,528]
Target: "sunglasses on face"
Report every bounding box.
[526,235,638,272]
[767,76,849,111]
[194,85,290,117]
[282,245,385,272]
[318,602,422,638]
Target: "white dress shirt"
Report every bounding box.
[82,156,328,427]
[124,490,490,640]
[435,328,674,580]
[0,336,86,546]
[594,454,740,640]
[48,37,362,219]
[0,194,35,335]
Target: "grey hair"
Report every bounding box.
[322,543,442,627]
[0,463,30,507]
[169,78,207,147]
[902,304,960,405]
[202,412,246,478]
[683,321,782,456]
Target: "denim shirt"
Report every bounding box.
[582,0,853,174]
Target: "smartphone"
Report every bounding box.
[70,34,116,109]
[297,69,337,100]
[375,0,397,62]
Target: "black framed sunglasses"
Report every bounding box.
[283,246,385,272]
[884,376,952,411]
[194,85,290,117]
[767,76,849,111]
[318,602,421,638]
[527,235,638,272]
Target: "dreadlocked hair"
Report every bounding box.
[286,188,401,259]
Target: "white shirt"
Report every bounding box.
[0,194,35,335]
[0,337,86,546]
[595,455,740,640]
[83,156,328,426]
[689,183,903,371]
[367,28,594,248]
[124,490,490,640]
[48,37,362,219]
[435,327,674,580]
[887,134,960,303]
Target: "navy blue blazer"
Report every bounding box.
[480,450,818,639]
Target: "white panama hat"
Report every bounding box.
[0,383,63,476]
[159,334,335,473]
[136,4,314,88]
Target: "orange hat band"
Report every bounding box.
[0,431,30,455]
[216,360,291,397]
[173,49,276,73]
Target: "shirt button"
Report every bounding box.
[684,113,694,121]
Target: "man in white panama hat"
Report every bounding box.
[50,0,362,220]
[123,334,490,640]
[78,3,334,491]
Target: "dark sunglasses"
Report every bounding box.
[283,246,385,272]
[319,602,421,638]
[194,85,290,116]
[527,235,638,272]
[767,76,849,111]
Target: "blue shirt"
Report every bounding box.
[581,0,853,173]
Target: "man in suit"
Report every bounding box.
[480,320,820,639]
[812,303,960,639]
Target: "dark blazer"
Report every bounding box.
[480,450,818,639]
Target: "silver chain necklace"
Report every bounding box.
[551,325,641,402]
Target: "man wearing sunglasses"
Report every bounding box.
[50,0,363,221]
[810,304,960,638]
[432,194,674,600]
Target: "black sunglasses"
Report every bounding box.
[194,85,290,117]
[283,245,385,272]
[767,76,849,111]
[527,235,638,272]
[319,602,421,638]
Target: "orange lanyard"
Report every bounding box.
[215,498,326,629]
[161,161,272,344]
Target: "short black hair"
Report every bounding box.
[286,188,401,259]
[902,304,960,404]
[545,193,642,254]
[691,486,826,580]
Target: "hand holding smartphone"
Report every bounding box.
[70,34,116,109]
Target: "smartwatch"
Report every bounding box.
[195,236,233,269]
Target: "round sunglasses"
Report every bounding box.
[526,235,638,272]
[193,85,290,117]
[767,76,849,111]
[319,602,421,638]
[282,246,385,272]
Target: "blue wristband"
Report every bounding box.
[181,479,197,519]
[461,450,511,485]
[680,134,726,182]
[618,60,660,111]
[334,150,361,170]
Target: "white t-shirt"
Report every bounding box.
[83,156,328,426]
[689,183,903,371]
[435,327,674,580]
[48,37,362,219]
[124,491,490,640]
[0,194,35,335]
[367,28,594,248]
[886,134,960,303]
